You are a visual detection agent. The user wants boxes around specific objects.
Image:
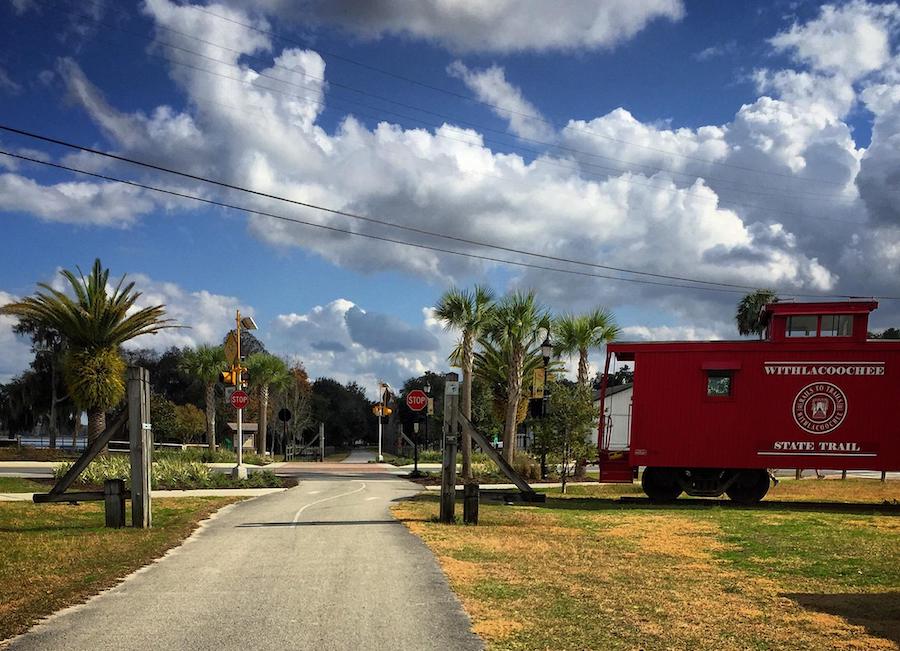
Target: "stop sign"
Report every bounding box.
[406,389,427,412]
[230,390,249,410]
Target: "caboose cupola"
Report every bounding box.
[763,300,877,344]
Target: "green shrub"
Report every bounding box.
[53,456,130,485]
[512,453,541,481]
[154,448,272,466]
[54,455,284,489]
[153,458,211,488]
[417,449,494,464]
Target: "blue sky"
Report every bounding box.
[1,0,900,390]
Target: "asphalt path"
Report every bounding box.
[340,448,376,463]
[7,464,482,651]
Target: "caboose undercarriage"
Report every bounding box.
[641,467,771,504]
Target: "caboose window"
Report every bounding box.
[706,371,732,396]
[786,315,817,337]
[821,314,852,337]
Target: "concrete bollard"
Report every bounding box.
[463,483,479,526]
[104,479,126,528]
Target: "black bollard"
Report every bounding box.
[463,482,479,525]
[104,479,126,528]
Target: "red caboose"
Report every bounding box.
[597,300,900,503]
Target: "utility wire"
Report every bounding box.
[0,135,892,300]
[58,35,867,227]
[177,1,854,188]
[0,149,758,295]
[51,2,861,205]
[0,124,755,289]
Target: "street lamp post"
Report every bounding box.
[377,381,389,462]
[539,333,553,479]
[423,382,431,450]
[540,334,553,417]
[233,311,258,480]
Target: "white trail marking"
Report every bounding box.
[292,482,366,523]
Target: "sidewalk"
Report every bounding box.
[423,481,597,491]
[0,487,287,502]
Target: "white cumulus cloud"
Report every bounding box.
[239,0,685,53]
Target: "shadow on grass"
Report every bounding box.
[0,523,106,533]
[475,494,900,515]
[236,519,401,528]
[783,592,900,645]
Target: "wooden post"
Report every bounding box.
[882,470,887,483]
[128,367,152,529]
[319,422,325,462]
[440,372,459,524]
[841,469,847,480]
[463,482,479,525]
[104,479,125,528]
[795,469,802,480]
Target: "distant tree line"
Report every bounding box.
[0,260,379,452]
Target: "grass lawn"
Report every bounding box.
[393,478,900,651]
[0,477,48,493]
[0,448,78,462]
[0,497,238,641]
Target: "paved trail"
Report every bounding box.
[8,464,482,651]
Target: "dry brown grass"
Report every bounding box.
[768,476,900,503]
[0,497,238,641]
[394,479,900,651]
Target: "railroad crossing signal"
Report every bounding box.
[219,366,248,387]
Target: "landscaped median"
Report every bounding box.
[0,497,239,641]
[52,455,291,490]
[392,479,900,651]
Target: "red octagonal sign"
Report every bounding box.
[230,390,249,410]
[406,389,427,412]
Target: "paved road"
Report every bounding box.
[341,448,376,463]
[7,465,482,651]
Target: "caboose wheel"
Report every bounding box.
[642,467,682,503]
[725,470,770,504]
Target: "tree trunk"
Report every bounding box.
[577,348,589,387]
[502,348,523,464]
[48,358,59,449]
[257,385,269,455]
[461,334,473,480]
[561,441,569,494]
[87,408,106,447]
[205,383,216,452]
[574,348,590,478]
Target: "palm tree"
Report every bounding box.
[555,307,620,386]
[482,291,550,463]
[434,285,495,479]
[180,345,227,452]
[246,353,290,455]
[473,337,552,427]
[736,289,777,340]
[0,259,176,442]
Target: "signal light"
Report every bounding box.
[219,366,248,387]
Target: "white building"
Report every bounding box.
[593,383,633,450]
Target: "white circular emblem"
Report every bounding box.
[793,382,847,434]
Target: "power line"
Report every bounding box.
[0,124,754,289]
[56,32,868,227]
[55,3,861,206]
[149,51,868,225]
[0,135,893,300]
[178,1,855,188]
[0,149,757,295]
